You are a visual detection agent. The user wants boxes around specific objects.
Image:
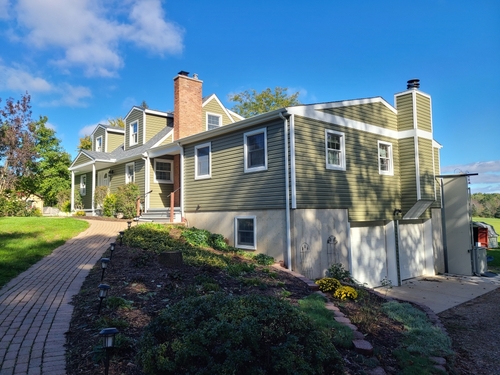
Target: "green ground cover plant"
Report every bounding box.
[0,217,89,287]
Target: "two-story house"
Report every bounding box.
[70,72,443,287]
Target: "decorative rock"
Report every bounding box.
[325,303,340,312]
[429,357,446,366]
[333,310,345,317]
[345,323,358,331]
[433,365,447,373]
[352,339,373,356]
[352,330,365,340]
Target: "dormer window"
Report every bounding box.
[95,136,103,152]
[130,120,138,145]
[207,113,221,131]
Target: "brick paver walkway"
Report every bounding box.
[0,219,128,375]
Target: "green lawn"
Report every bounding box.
[0,217,89,287]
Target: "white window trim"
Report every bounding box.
[194,142,211,180]
[130,120,139,146]
[154,159,174,184]
[378,140,394,176]
[95,136,103,152]
[80,175,87,196]
[325,129,346,171]
[206,112,222,131]
[125,162,135,184]
[234,216,257,250]
[244,128,268,173]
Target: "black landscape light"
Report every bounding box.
[119,231,124,246]
[99,327,119,375]
[109,243,116,260]
[97,284,110,314]
[100,258,110,281]
[127,221,132,230]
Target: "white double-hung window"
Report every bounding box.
[206,113,221,131]
[195,142,211,179]
[154,159,173,183]
[125,162,135,183]
[244,128,267,173]
[378,141,393,175]
[130,121,138,145]
[325,129,346,171]
[95,136,103,152]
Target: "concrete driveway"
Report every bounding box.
[383,274,500,313]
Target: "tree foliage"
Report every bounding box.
[78,135,92,150]
[107,117,125,128]
[0,93,37,194]
[229,87,300,118]
[471,193,500,218]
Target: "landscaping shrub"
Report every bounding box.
[124,223,175,253]
[102,193,117,217]
[315,277,341,293]
[333,285,358,300]
[93,185,108,209]
[326,263,354,283]
[137,293,343,375]
[208,233,228,250]
[253,253,275,265]
[115,183,140,219]
[181,227,211,247]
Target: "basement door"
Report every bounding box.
[398,223,425,281]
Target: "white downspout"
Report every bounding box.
[290,114,297,209]
[142,153,150,212]
[279,112,292,271]
[71,171,75,212]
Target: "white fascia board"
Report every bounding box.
[227,109,245,121]
[433,140,443,149]
[148,143,182,158]
[144,108,171,117]
[69,150,93,169]
[394,88,431,101]
[287,106,400,139]
[124,106,143,121]
[398,129,434,141]
[296,97,397,114]
[151,129,174,148]
[90,124,106,137]
[202,94,238,123]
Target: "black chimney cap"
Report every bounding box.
[178,71,189,76]
[407,79,420,89]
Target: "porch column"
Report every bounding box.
[92,164,96,215]
[71,171,75,212]
[173,154,180,207]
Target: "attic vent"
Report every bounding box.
[407,79,420,89]
[178,71,189,76]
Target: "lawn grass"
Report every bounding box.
[0,217,89,287]
[472,217,500,234]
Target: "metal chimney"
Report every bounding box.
[407,79,420,89]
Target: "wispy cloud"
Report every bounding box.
[42,84,92,107]
[10,0,184,77]
[0,64,52,93]
[0,0,10,19]
[442,160,500,193]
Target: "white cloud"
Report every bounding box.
[78,124,97,137]
[43,84,92,107]
[0,0,10,19]
[0,64,52,92]
[12,0,184,77]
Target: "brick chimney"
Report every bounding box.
[173,71,203,140]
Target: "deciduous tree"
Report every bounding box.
[78,135,92,150]
[229,87,300,118]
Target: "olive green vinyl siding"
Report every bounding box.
[396,93,414,131]
[125,109,143,150]
[416,94,432,132]
[149,156,174,208]
[158,133,173,147]
[76,173,92,209]
[398,137,418,214]
[320,102,398,130]
[293,115,400,222]
[183,120,285,212]
[203,99,233,127]
[418,138,435,201]
[107,132,123,152]
[145,114,167,142]
[107,160,146,197]
[72,153,92,167]
[94,128,106,151]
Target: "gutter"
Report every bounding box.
[279,112,292,271]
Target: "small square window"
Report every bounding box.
[130,121,138,145]
[325,130,346,171]
[244,128,267,173]
[125,162,135,184]
[195,142,211,179]
[96,136,103,152]
[80,175,87,196]
[378,141,393,175]
[235,216,256,250]
[154,159,173,183]
[207,113,221,131]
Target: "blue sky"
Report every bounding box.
[1,0,499,193]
